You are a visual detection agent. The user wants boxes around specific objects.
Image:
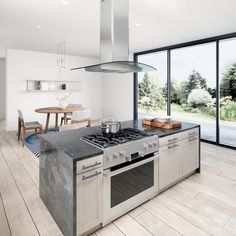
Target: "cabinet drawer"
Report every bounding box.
[77,155,103,174]
[76,167,103,235]
[182,136,199,175]
[159,132,182,147]
[181,127,199,140]
[159,142,182,190]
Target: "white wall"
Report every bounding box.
[102,53,134,121]
[6,49,103,131]
[0,59,6,120]
[103,73,133,121]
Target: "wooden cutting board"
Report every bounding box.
[142,119,181,129]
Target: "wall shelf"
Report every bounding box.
[26,80,81,92]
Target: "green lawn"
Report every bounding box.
[139,103,236,127]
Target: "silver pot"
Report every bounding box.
[101,121,121,135]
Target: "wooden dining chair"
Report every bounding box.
[71,109,91,127]
[17,109,42,147]
[60,104,83,125]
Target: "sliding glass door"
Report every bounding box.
[135,33,236,148]
[137,51,168,119]
[219,38,236,147]
[171,43,216,141]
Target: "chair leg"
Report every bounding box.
[18,122,21,142]
[22,128,25,147]
[60,117,64,126]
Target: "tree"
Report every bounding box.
[138,73,154,98]
[185,70,207,94]
[220,62,236,100]
[138,72,165,110]
[162,80,178,103]
[177,70,207,105]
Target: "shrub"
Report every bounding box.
[187,89,212,107]
[220,96,232,106]
[200,106,216,117]
[181,103,192,112]
[220,102,236,120]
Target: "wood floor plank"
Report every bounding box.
[135,210,181,236]
[142,199,209,236]
[225,216,236,233]
[0,147,61,236]
[155,191,235,235]
[0,193,11,236]
[166,188,231,225]
[95,223,124,236]
[113,214,153,236]
[128,206,146,219]
[0,150,39,236]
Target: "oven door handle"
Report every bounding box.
[103,153,160,178]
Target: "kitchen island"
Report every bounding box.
[39,120,200,236]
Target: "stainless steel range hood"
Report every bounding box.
[71,0,156,73]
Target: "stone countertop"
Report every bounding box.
[40,119,200,162]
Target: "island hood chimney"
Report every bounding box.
[71,0,156,73]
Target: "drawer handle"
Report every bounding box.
[82,162,102,170]
[168,137,178,142]
[82,171,102,181]
[168,144,179,149]
[189,137,197,142]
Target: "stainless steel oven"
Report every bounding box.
[102,152,159,225]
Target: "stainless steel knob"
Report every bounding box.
[113,153,118,159]
[119,151,125,157]
[148,143,153,148]
[153,141,158,146]
[143,143,149,150]
[139,151,144,157]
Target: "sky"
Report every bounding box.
[138,37,236,89]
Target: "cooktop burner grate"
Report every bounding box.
[82,128,150,149]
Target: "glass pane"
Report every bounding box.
[111,161,154,207]
[171,43,216,142]
[137,51,167,119]
[219,38,236,147]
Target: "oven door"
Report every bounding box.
[102,153,159,225]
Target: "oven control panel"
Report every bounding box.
[103,135,159,169]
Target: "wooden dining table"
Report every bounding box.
[35,106,84,132]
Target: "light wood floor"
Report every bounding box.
[1,121,236,236]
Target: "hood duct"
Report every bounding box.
[71,0,156,73]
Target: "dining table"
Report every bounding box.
[35,106,84,132]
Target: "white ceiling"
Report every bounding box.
[0,0,236,57]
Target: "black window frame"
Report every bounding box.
[133,32,236,150]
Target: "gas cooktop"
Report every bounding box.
[82,128,152,149]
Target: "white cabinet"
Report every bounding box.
[159,128,200,190]
[182,135,199,176]
[159,143,182,190]
[76,156,103,236]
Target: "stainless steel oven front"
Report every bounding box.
[102,152,159,225]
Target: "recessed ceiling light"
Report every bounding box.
[36,25,42,29]
[61,0,69,4]
[135,23,141,27]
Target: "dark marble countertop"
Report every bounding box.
[40,119,200,162]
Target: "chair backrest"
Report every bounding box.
[18,109,25,127]
[60,123,80,132]
[71,109,91,127]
